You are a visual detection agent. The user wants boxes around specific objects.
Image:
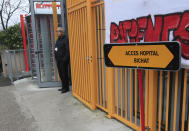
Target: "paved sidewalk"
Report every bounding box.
[0,75,11,87]
[0,78,133,131]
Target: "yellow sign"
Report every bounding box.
[108,45,174,68]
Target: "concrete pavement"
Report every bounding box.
[0,77,133,131]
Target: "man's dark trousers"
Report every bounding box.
[56,61,69,91]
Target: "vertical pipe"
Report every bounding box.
[81,8,87,101]
[100,4,105,108]
[181,69,188,131]
[148,70,158,131]
[130,69,133,122]
[85,7,90,102]
[78,9,83,99]
[102,4,107,109]
[116,69,119,115]
[145,70,149,126]
[61,0,66,34]
[165,72,170,131]
[125,69,128,120]
[69,12,75,92]
[106,67,115,118]
[96,5,102,106]
[158,71,163,131]
[84,8,89,102]
[20,15,29,72]
[87,0,97,109]
[52,2,58,42]
[173,71,179,131]
[25,18,33,76]
[95,6,99,105]
[30,1,41,85]
[135,69,137,124]
[6,51,13,83]
[77,9,81,97]
[73,11,77,93]
[19,50,22,71]
[74,11,78,95]
[121,69,123,117]
[71,12,76,92]
[74,11,78,94]
[67,13,73,90]
[73,11,78,94]
[52,2,60,81]
[138,69,145,131]
[80,8,85,100]
[14,51,19,80]
[76,10,81,97]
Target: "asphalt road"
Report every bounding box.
[0,77,132,131]
[0,85,38,131]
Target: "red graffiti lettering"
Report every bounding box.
[36,3,41,8]
[162,14,181,41]
[122,20,131,42]
[110,11,189,59]
[36,3,61,9]
[136,17,148,42]
[174,12,189,59]
[110,23,119,43]
[145,15,163,42]
[129,20,138,40]
[117,22,125,43]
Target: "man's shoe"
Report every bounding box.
[58,88,62,91]
[61,89,69,93]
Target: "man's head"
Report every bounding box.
[56,27,64,37]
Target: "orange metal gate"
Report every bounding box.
[156,70,189,131]
[92,1,108,113]
[67,0,189,131]
[67,0,97,110]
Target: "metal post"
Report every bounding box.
[13,50,19,80]
[25,18,33,77]
[107,68,115,118]
[20,15,29,72]
[52,2,58,41]
[148,70,158,131]
[61,0,68,35]
[30,0,41,84]
[6,51,14,84]
[86,0,97,110]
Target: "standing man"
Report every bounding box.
[54,27,70,93]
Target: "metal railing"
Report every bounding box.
[6,49,32,83]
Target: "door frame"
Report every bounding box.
[30,0,65,87]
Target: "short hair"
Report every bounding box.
[57,27,64,33]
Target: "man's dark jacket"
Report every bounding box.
[54,35,70,63]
